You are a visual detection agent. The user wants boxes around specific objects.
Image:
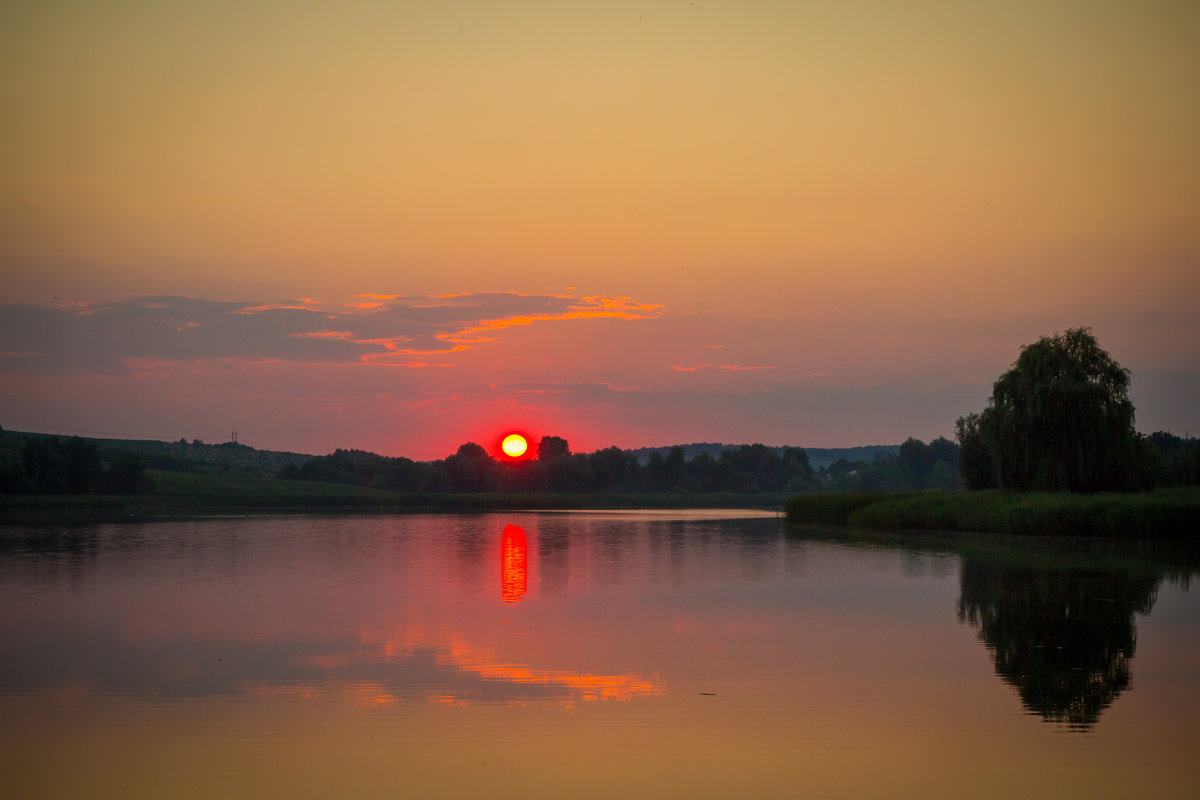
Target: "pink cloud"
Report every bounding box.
[234,304,322,314]
[290,330,355,341]
[673,364,776,372]
[443,296,665,343]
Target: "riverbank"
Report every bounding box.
[1,469,787,524]
[785,488,1200,537]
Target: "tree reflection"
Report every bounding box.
[787,525,1197,730]
[536,522,570,596]
[957,557,1160,730]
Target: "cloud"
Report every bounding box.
[491,380,651,398]
[439,296,665,345]
[0,292,665,375]
[672,364,776,372]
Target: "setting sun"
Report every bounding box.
[501,434,528,459]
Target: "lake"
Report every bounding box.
[1,511,1198,799]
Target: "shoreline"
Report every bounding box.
[1,489,788,525]
[785,488,1200,538]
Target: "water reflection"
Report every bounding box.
[500,524,528,604]
[4,517,1196,732]
[0,616,664,707]
[957,554,1161,729]
[4,515,1200,799]
[788,526,1198,730]
[0,517,683,709]
[434,635,662,706]
[536,519,570,596]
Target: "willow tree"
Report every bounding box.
[978,327,1135,492]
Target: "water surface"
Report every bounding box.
[1,512,1197,798]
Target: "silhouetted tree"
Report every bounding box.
[21,436,101,493]
[781,447,816,492]
[644,451,669,491]
[367,456,432,492]
[589,446,637,491]
[536,452,590,492]
[686,451,734,492]
[955,412,995,489]
[281,450,357,483]
[1143,432,1200,487]
[0,440,29,493]
[455,442,488,459]
[537,435,570,461]
[721,444,782,492]
[977,328,1136,492]
[104,452,153,494]
[444,442,494,492]
[493,460,536,492]
[666,445,686,476]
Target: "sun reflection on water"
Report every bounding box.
[500,524,528,604]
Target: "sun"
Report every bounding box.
[501,433,528,458]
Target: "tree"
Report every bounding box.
[781,446,816,492]
[978,327,1136,493]
[955,413,996,490]
[0,441,29,493]
[721,444,782,492]
[104,452,153,494]
[588,446,636,491]
[444,442,493,492]
[1142,432,1199,487]
[22,436,101,493]
[536,435,570,462]
[455,442,488,459]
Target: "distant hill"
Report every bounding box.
[0,427,313,477]
[625,443,900,469]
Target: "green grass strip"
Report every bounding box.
[786,488,1200,538]
[2,470,786,523]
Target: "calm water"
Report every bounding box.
[1,512,1198,799]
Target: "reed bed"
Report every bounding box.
[786,488,1199,537]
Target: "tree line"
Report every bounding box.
[0,434,153,494]
[275,436,967,495]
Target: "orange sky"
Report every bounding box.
[1,1,1197,457]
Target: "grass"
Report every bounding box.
[785,488,1200,537]
[0,470,787,523]
[144,470,404,507]
[780,491,927,524]
[788,522,1200,579]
